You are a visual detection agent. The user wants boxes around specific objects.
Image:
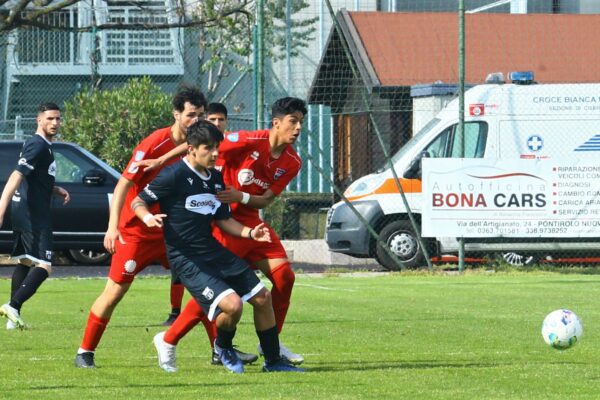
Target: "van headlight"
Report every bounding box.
[343,174,386,197]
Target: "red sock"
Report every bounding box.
[266,262,295,333]
[164,298,216,347]
[80,312,109,352]
[170,283,185,310]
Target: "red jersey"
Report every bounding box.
[118,126,180,241]
[215,129,301,225]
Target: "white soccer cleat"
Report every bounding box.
[153,331,177,372]
[0,304,25,330]
[258,342,304,365]
[6,319,17,330]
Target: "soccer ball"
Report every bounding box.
[541,309,583,350]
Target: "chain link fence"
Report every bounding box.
[2,0,600,270]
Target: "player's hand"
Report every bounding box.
[216,185,241,204]
[104,227,125,254]
[133,158,162,172]
[144,213,166,228]
[251,223,271,242]
[55,186,70,205]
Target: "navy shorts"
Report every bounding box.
[11,229,53,266]
[170,248,264,321]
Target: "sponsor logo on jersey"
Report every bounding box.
[215,183,223,192]
[17,158,34,170]
[250,151,259,160]
[45,250,53,260]
[143,185,158,200]
[202,286,214,300]
[48,161,57,177]
[274,168,286,180]
[134,151,145,161]
[187,177,193,185]
[185,193,220,215]
[227,132,239,143]
[202,181,209,189]
[237,169,270,189]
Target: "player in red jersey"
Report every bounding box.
[74,86,215,368]
[141,97,307,365]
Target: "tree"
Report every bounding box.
[196,0,317,97]
[0,0,250,32]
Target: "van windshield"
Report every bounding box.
[379,118,441,172]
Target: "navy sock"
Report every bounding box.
[257,326,280,363]
[10,267,49,311]
[215,327,236,349]
[11,264,30,300]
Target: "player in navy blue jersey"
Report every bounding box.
[0,102,70,330]
[132,120,303,373]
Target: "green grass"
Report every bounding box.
[1,272,600,399]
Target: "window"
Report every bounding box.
[53,147,97,183]
[425,122,487,158]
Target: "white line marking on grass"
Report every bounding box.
[295,283,357,292]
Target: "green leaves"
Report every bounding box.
[61,77,172,171]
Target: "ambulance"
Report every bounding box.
[325,72,600,270]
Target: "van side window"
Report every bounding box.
[54,147,98,183]
[425,122,487,158]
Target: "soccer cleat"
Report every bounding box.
[214,343,244,374]
[0,304,25,330]
[74,352,96,368]
[262,357,305,373]
[161,312,180,327]
[258,342,304,365]
[6,319,17,330]
[211,346,258,365]
[153,331,177,372]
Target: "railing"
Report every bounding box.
[0,116,35,140]
[8,5,183,75]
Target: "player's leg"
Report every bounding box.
[75,239,162,368]
[162,275,184,326]
[247,228,303,364]
[1,231,53,330]
[232,268,303,373]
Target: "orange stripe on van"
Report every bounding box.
[346,178,422,201]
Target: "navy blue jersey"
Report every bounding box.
[11,135,56,231]
[138,158,230,260]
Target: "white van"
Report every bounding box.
[325,74,600,270]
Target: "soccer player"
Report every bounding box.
[160,101,229,326]
[137,120,303,373]
[0,103,70,330]
[74,86,217,368]
[139,97,307,364]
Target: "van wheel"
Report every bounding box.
[67,249,111,265]
[376,220,428,270]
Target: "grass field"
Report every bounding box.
[1,270,600,399]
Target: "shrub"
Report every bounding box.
[61,77,172,170]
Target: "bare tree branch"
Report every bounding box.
[5,0,31,24]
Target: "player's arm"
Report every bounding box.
[103,176,134,253]
[131,196,166,228]
[135,143,187,172]
[216,187,276,209]
[216,219,271,242]
[0,170,23,228]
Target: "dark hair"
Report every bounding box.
[38,102,60,114]
[172,85,207,112]
[206,102,228,118]
[271,97,307,119]
[186,120,224,147]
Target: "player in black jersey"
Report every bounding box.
[132,120,303,373]
[0,103,70,330]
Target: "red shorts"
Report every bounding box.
[212,223,287,268]
[108,238,169,283]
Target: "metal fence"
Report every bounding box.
[2,0,600,270]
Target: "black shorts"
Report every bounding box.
[11,229,53,266]
[170,248,264,321]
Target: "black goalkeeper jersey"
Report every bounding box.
[11,134,56,231]
[138,158,230,260]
